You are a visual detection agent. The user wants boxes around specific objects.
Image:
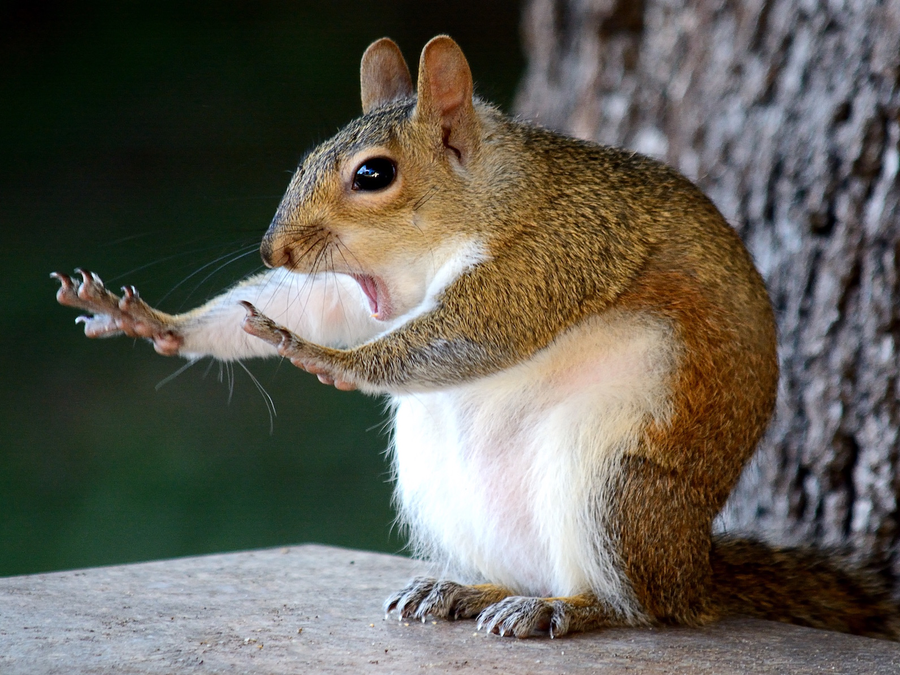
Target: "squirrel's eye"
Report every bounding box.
[352,157,396,191]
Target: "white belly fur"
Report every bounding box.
[390,309,678,619]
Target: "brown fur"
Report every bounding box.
[610,261,775,627]
[711,537,900,639]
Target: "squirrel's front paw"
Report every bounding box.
[52,269,183,355]
[384,577,513,622]
[240,301,357,391]
[477,596,571,638]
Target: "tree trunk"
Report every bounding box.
[516,0,900,579]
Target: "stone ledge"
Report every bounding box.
[1,544,897,674]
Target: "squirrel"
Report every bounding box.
[52,36,899,640]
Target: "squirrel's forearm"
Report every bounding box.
[244,265,565,393]
[178,269,382,361]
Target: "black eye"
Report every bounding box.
[352,157,396,191]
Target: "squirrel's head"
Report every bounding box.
[260,36,501,322]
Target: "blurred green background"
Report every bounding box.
[1,0,524,576]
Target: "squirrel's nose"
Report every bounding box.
[260,231,288,269]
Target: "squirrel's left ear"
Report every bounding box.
[360,38,414,114]
[415,36,479,163]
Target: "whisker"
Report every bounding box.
[296,233,329,265]
[102,232,159,246]
[237,361,277,434]
[413,187,438,211]
[333,236,365,275]
[149,243,259,307]
[155,358,202,390]
[333,244,362,339]
[167,247,262,309]
[109,239,260,283]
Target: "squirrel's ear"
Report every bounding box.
[360,38,414,114]
[415,36,478,162]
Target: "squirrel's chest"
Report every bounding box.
[389,310,679,597]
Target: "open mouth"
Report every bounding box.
[350,274,389,320]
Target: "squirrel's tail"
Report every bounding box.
[710,534,900,640]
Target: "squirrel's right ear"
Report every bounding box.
[360,38,414,114]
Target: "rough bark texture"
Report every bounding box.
[516,0,900,582]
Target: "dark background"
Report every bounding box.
[1,0,524,576]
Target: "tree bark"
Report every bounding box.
[516,0,900,578]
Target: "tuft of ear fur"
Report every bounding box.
[360,38,414,114]
[414,36,479,162]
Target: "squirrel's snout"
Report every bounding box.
[259,233,288,269]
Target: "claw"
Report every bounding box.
[384,577,438,620]
[275,327,294,349]
[240,302,305,357]
[383,590,403,615]
[50,271,72,288]
[475,596,566,639]
[52,272,79,305]
[75,268,94,288]
[240,303,284,347]
[239,300,259,316]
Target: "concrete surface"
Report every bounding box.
[1,544,898,674]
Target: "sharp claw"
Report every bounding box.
[275,327,294,346]
[51,272,75,296]
[76,270,97,297]
[239,300,259,316]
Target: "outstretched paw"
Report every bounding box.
[240,301,356,390]
[477,596,571,638]
[52,269,183,355]
[384,577,512,622]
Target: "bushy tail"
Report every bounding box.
[710,534,900,640]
